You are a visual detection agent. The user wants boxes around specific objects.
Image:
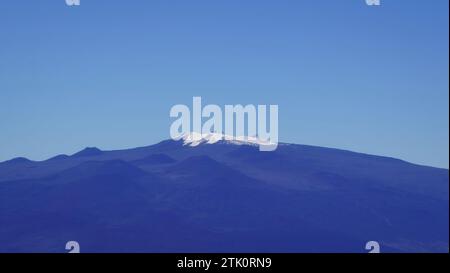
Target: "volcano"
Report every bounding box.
[0,136,448,253]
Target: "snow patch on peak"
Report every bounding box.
[175,132,275,148]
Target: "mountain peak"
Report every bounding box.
[72,147,103,158]
[1,157,33,164]
[175,132,274,148]
[46,154,70,161]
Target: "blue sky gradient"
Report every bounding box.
[0,0,448,168]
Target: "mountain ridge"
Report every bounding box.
[0,136,448,252]
[1,136,447,170]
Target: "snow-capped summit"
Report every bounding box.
[175,132,275,148]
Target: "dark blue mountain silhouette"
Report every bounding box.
[71,147,103,158]
[0,139,448,253]
[46,154,70,161]
[1,157,33,164]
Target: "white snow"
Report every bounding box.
[174,132,275,148]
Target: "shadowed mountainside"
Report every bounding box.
[0,139,448,253]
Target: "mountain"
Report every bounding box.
[1,157,33,165]
[0,135,448,253]
[46,154,70,161]
[71,147,103,158]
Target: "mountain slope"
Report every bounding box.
[0,138,448,252]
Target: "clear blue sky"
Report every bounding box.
[0,0,448,168]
